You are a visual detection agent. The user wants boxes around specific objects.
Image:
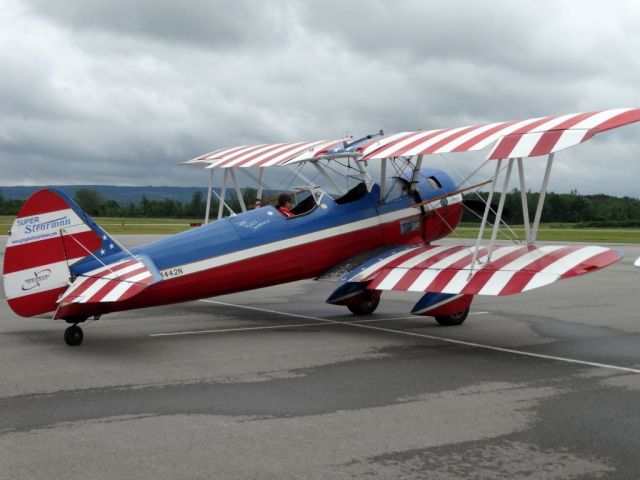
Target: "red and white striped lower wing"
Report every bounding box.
[58,258,159,306]
[360,244,622,296]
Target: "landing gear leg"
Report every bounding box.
[64,325,84,346]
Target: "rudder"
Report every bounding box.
[3,188,121,317]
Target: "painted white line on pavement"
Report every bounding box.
[150,299,640,375]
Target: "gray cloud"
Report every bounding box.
[1,0,639,195]
[23,0,292,51]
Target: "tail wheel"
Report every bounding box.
[435,308,469,326]
[64,325,84,346]
[347,292,380,315]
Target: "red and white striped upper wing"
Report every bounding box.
[183,139,344,169]
[358,108,640,160]
[350,244,621,296]
[57,258,159,307]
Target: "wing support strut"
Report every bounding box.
[312,161,346,195]
[255,167,265,207]
[380,158,387,201]
[229,168,247,212]
[487,158,514,262]
[217,168,228,220]
[517,158,531,243]
[468,151,556,275]
[531,153,554,244]
[355,158,375,192]
[214,168,237,219]
[468,159,502,276]
[410,155,424,192]
[204,168,214,224]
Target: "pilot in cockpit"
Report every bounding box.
[277,193,295,218]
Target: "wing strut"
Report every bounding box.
[468,151,557,275]
[312,161,346,195]
[204,168,214,224]
[229,168,247,212]
[487,158,515,262]
[380,158,387,201]
[531,153,555,244]
[214,168,237,219]
[517,158,531,243]
[468,159,503,275]
[255,167,266,207]
[355,158,375,192]
[217,168,228,220]
[409,154,424,192]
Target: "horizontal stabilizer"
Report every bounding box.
[349,244,621,296]
[56,256,161,311]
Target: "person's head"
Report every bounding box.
[277,193,292,208]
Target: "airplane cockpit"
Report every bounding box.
[288,181,372,217]
[288,186,325,217]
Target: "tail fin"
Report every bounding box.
[3,188,122,317]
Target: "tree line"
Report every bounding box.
[2,187,640,226]
[461,189,640,227]
[0,188,259,219]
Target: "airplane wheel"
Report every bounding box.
[347,295,380,315]
[435,308,469,326]
[64,325,84,346]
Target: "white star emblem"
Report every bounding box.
[102,234,107,240]
[109,243,114,249]
[100,249,106,255]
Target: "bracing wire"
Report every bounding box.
[238,167,274,193]
[434,153,522,243]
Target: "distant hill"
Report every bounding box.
[0,185,211,204]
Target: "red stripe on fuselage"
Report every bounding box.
[56,221,394,318]
[55,206,463,319]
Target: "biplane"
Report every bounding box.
[3,108,640,346]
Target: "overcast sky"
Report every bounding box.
[1,0,639,196]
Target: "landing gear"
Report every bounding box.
[435,308,469,326]
[347,291,380,315]
[64,325,84,346]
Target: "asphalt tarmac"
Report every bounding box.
[2,234,640,479]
